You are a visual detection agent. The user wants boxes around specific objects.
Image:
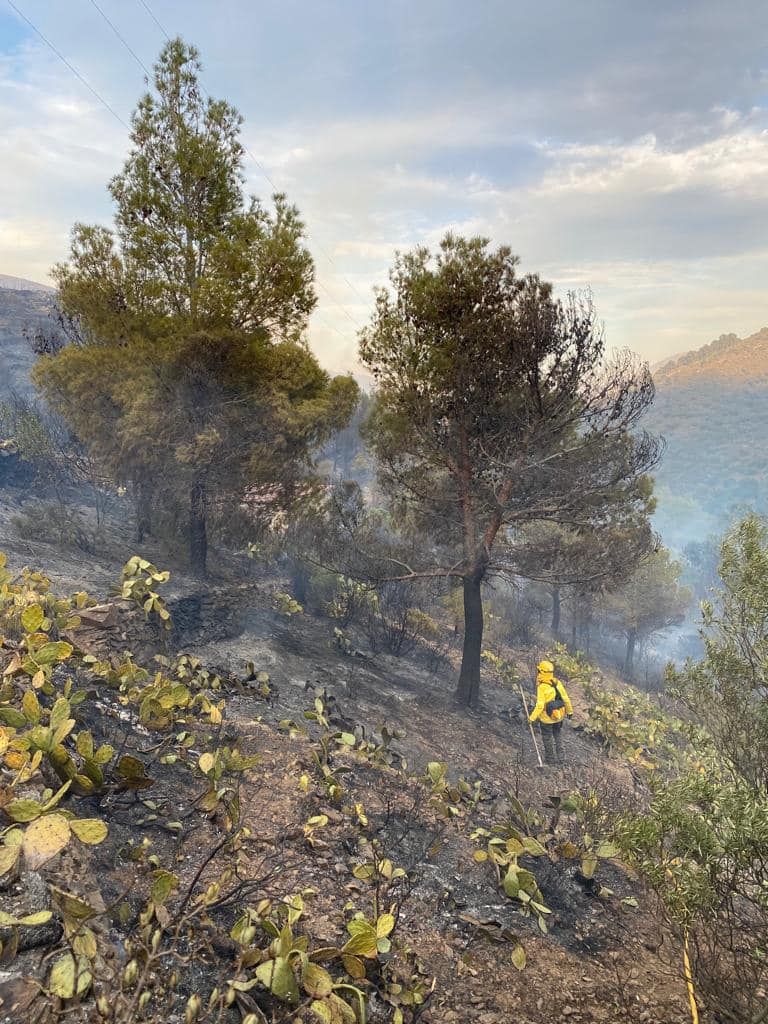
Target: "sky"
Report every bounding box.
[1,0,767,375]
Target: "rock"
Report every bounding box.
[0,919,62,953]
[21,871,47,909]
[1,871,60,952]
[78,603,119,628]
[0,974,40,1020]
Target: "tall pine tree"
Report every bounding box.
[36,40,357,573]
[359,235,660,705]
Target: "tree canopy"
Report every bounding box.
[620,516,768,1020]
[34,39,357,573]
[604,548,691,676]
[358,235,661,704]
[672,513,768,789]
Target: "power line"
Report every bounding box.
[94,0,364,331]
[313,306,356,343]
[87,0,152,78]
[133,0,280,198]
[136,0,169,40]
[315,280,361,330]
[6,0,128,128]
[6,0,364,346]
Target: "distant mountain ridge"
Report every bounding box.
[656,326,768,384]
[647,324,768,550]
[0,274,53,293]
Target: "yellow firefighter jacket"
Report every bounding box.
[529,672,573,725]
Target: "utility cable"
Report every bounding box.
[87,0,152,77]
[7,0,362,344]
[6,0,128,128]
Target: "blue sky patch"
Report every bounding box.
[0,11,29,53]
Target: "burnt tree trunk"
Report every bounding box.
[551,586,561,636]
[624,628,637,677]
[189,479,208,577]
[135,479,153,543]
[455,572,484,708]
[290,558,309,605]
[583,595,594,653]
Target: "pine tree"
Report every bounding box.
[604,548,691,675]
[35,40,357,573]
[359,235,660,705]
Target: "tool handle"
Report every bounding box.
[518,684,544,768]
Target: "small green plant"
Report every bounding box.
[0,588,113,804]
[120,556,171,629]
[326,576,377,626]
[423,761,482,818]
[351,846,408,917]
[355,725,407,772]
[82,650,150,690]
[550,641,594,681]
[404,607,440,641]
[302,694,359,804]
[481,649,520,688]
[196,746,260,830]
[228,897,369,1021]
[471,795,551,933]
[302,813,329,847]
[332,626,354,655]
[1,781,108,877]
[581,680,686,769]
[272,591,303,617]
[551,791,620,885]
[242,660,272,697]
[164,653,225,691]
[383,958,436,1022]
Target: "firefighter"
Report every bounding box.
[528,660,573,765]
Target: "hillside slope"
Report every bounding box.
[647,325,768,549]
[0,274,53,293]
[0,283,55,402]
[0,524,691,1023]
[656,326,768,383]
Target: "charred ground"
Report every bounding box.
[0,515,690,1024]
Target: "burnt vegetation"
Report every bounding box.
[1,36,766,1024]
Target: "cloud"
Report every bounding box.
[1,0,767,372]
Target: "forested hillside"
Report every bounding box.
[1,512,765,1024]
[647,327,768,550]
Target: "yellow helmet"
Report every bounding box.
[537,660,554,674]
